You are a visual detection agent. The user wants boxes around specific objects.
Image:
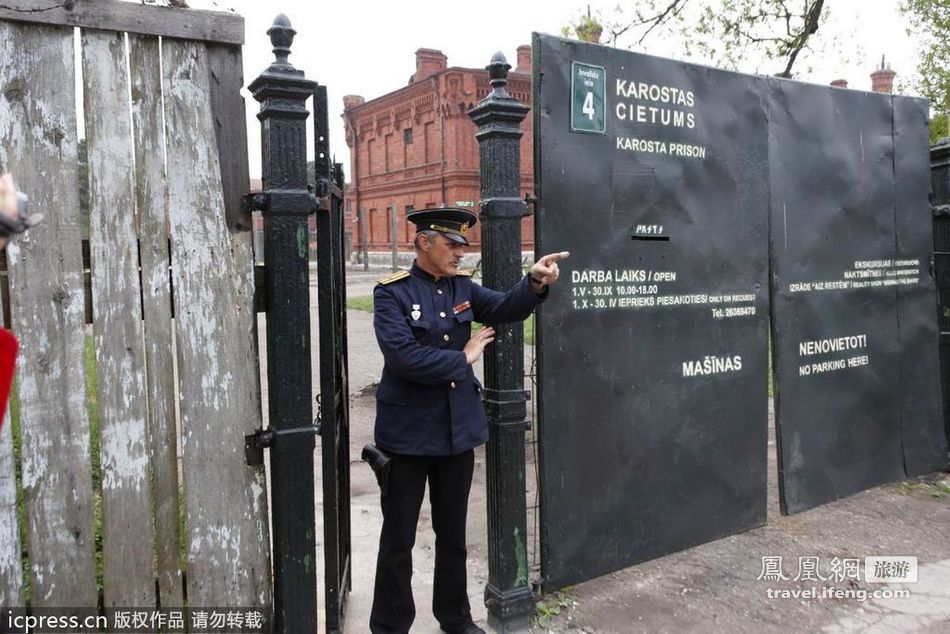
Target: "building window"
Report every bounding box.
[384,133,393,172]
[404,128,413,145]
[405,205,415,241]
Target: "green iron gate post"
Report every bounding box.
[247,15,319,632]
[468,52,535,630]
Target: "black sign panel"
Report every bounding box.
[769,86,948,514]
[534,34,770,590]
[894,98,949,476]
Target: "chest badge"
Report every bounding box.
[452,300,471,315]
[410,304,422,321]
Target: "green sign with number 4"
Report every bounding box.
[571,61,606,134]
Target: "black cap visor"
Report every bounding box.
[439,231,469,245]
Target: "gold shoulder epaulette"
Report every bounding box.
[456,269,473,277]
[377,270,410,285]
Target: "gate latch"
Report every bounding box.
[243,422,320,466]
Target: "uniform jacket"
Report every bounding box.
[373,262,546,455]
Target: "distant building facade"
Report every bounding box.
[244,49,899,263]
[342,45,535,254]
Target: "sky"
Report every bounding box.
[180,0,922,179]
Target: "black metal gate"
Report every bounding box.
[533,34,770,590]
[932,139,950,449]
[314,85,352,633]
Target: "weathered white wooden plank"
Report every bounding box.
[162,39,271,607]
[207,43,252,233]
[0,0,244,45]
[81,28,155,608]
[0,21,96,607]
[129,33,183,609]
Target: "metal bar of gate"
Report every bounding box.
[333,158,354,609]
[314,83,353,633]
[931,138,950,449]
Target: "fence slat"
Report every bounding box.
[0,21,96,607]
[162,39,271,607]
[0,0,243,45]
[206,44,252,233]
[129,33,183,609]
[81,28,155,608]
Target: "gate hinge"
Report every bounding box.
[243,192,269,214]
[243,190,320,215]
[524,193,537,217]
[481,388,531,403]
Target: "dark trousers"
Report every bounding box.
[370,450,475,634]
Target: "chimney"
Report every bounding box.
[411,48,447,83]
[515,44,531,73]
[830,79,848,88]
[343,94,365,111]
[870,55,896,94]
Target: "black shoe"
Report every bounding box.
[441,623,485,634]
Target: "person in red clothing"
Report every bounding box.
[0,173,26,422]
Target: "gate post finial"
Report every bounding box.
[266,14,297,73]
[488,51,512,94]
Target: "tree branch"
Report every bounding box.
[778,0,824,78]
[607,0,690,45]
[637,0,689,44]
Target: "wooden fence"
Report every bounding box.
[0,1,271,610]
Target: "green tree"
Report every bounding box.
[564,0,832,79]
[901,0,949,142]
[562,12,605,43]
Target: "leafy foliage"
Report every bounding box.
[563,0,834,79]
[536,590,574,628]
[901,0,950,142]
[562,13,605,42]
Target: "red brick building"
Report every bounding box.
[342,46,535,254]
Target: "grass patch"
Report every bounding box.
[346,295,374,313]
[891,477,950,498]
[535,590,574,628]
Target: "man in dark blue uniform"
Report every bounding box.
[369,207,568,634]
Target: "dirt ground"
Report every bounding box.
[291,266,950,634]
